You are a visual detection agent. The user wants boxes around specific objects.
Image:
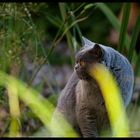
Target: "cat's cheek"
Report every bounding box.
[75,70,82,79]
[75,69,80,77]
[75,71,83,79]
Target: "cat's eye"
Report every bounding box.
[79,60,86,67]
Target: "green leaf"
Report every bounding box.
[59,3,74,66]
[0,71,78,137]
[135,53,140,77]
[96,3,131,52]
[128,12,140,62]
[118,3,131,53]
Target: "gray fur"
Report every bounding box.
[82,37,95,48]
[82,37,134,107]
[52,37,134,137]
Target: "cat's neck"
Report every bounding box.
[79,78,100,96]
[80,78,97,87]
[76,78,103,108]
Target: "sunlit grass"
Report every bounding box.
[0,62,131,137]
[7,81,21,137]
[0,71,78,137]
[0,2,139,137]
[89,63,130,137]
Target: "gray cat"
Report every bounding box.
[52,37,134,137]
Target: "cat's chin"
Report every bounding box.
[80,77,91,81]
[76,73,91,81]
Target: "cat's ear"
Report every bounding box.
[89,44,103,58]
[82,36,95,48]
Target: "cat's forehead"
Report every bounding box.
[75,47,92,60]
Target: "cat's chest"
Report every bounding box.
[76,80,105,110]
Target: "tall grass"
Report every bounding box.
[97,3,140,75]
[0,71,78,137]
[118,3,131,53]
[0,64,130,137]
[96,3,131,49]
[7,81,21,137]
[59,3,74,66]
[128,12,140,63]
[89,64,130,137]
[0,2,140,137]
[129,12,140,77]
[30,3,87,83]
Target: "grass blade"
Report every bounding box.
[97,3,120,31]
[89,64,130,137]
[59,3,74,66]
[0,71,78,137]
[135,53,140,77]
[97,3,131,52]
[128,12,140,62]
[67,6,83,51]
[118,3,131,53]
[7,82,21,137]
[46,13,62,28]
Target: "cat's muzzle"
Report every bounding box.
[75,68,91,80]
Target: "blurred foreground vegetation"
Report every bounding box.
[0,2,140,137]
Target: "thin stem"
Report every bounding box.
[118,3,131,53]
[128,12,140,62]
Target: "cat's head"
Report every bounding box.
[75,42,104,80]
